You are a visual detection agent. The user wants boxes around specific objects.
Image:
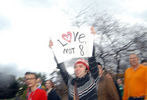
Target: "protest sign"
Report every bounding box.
[51,27,93,63]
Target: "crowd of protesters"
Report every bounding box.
[22,27,147,100]
[23,55,147,100]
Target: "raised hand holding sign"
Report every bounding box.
[90,26,96,34]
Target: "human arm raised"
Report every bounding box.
[88,26,99,80]
[49,40,70,85]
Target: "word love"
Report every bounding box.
[57,31,86,47]
[57,31,86,56]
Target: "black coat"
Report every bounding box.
[47,89,61,100]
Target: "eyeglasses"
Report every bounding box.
[24,78,36,81]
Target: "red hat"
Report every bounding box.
[74,58,90,71]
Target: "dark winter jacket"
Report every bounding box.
[57,56,99,100]
[47,89,61,100]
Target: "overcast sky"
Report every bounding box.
[0,0,147,78]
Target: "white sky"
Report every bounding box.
[0,0,147,77]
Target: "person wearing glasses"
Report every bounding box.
[25,72,47,100]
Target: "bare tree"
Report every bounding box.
[72,12,147,74]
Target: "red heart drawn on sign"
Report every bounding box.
[62,31,72,43]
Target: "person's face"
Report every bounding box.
[129,54,139,66]
[98,65,103,76]
[117,79,122,85]
[37,78,42,84]
[25,74,37,88]
[45,80,52,89]
[74,64,87,78]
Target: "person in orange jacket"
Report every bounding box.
[123,54,147,100]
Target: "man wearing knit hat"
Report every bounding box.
[74,58,90,78]
[49,27,99,100]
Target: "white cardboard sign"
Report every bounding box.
[51,27,93,63]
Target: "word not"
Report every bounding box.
[63,45,84,56]
[63,48,75,54]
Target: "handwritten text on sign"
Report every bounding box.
[52,28,93,63]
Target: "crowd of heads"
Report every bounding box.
[24,72,55,90]
[23,53,146,100]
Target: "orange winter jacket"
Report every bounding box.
[123,64,147,100]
